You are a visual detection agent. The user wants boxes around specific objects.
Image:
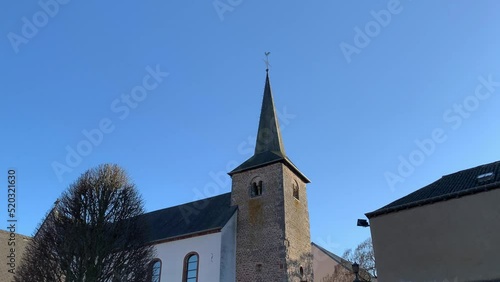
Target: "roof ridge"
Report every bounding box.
[367,160,500,218]
[0,229,31,238]
[144,192,231,215]
[312,242,350,267]
[442,160,500,178]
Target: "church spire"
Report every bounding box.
[229,66,309,183]
[254,71,286,156]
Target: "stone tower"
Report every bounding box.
[229,70,313,282]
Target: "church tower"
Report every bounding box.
[229,70,313,282]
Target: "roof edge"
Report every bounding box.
[0,229,31,239]
[228,158,310,183]
[311,242,350,270]
[148,227,222,245]
[366,181,500,218]
[148,208,237,245]
[143,192,232,216]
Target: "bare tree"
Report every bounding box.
[343,237,376,279]
[15,164,154,282]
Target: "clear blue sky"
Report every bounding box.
[2,0,500,255]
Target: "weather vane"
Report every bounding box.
[264,52,271,72]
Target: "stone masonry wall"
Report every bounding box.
[283,165,313,282]
[231,162,312,282]
[231,163,287,282]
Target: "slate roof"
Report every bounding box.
[139,192,237,243]
[230,151,310,183]
[229,71,310,183]
[255,71,286,156]
[367,160,500,218]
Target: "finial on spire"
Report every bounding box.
[264,52,271,72]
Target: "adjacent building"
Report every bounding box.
[366,161,500,282]
[0,230,30,282]
[312,243,374,282]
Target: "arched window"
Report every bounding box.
[150,259,161,282]
[251,180,263,197]
[184,252,199,282]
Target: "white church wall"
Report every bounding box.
[153,232,222,282]
[220,212,237,282]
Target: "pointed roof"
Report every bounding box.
[229,71,309,183]
[254,72,286,155]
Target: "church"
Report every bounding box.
[136,69,342,282]
[2,68,371,282]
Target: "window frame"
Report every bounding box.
[183,252,200,282]
[251,180,263,197]
[149,258,162,282]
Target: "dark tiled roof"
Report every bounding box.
[228,72,310,183]
[230,150,285,173]
[229,151,310,183]
[254,72,286,156]
[367,161,500,218]
[139,193,237,243]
